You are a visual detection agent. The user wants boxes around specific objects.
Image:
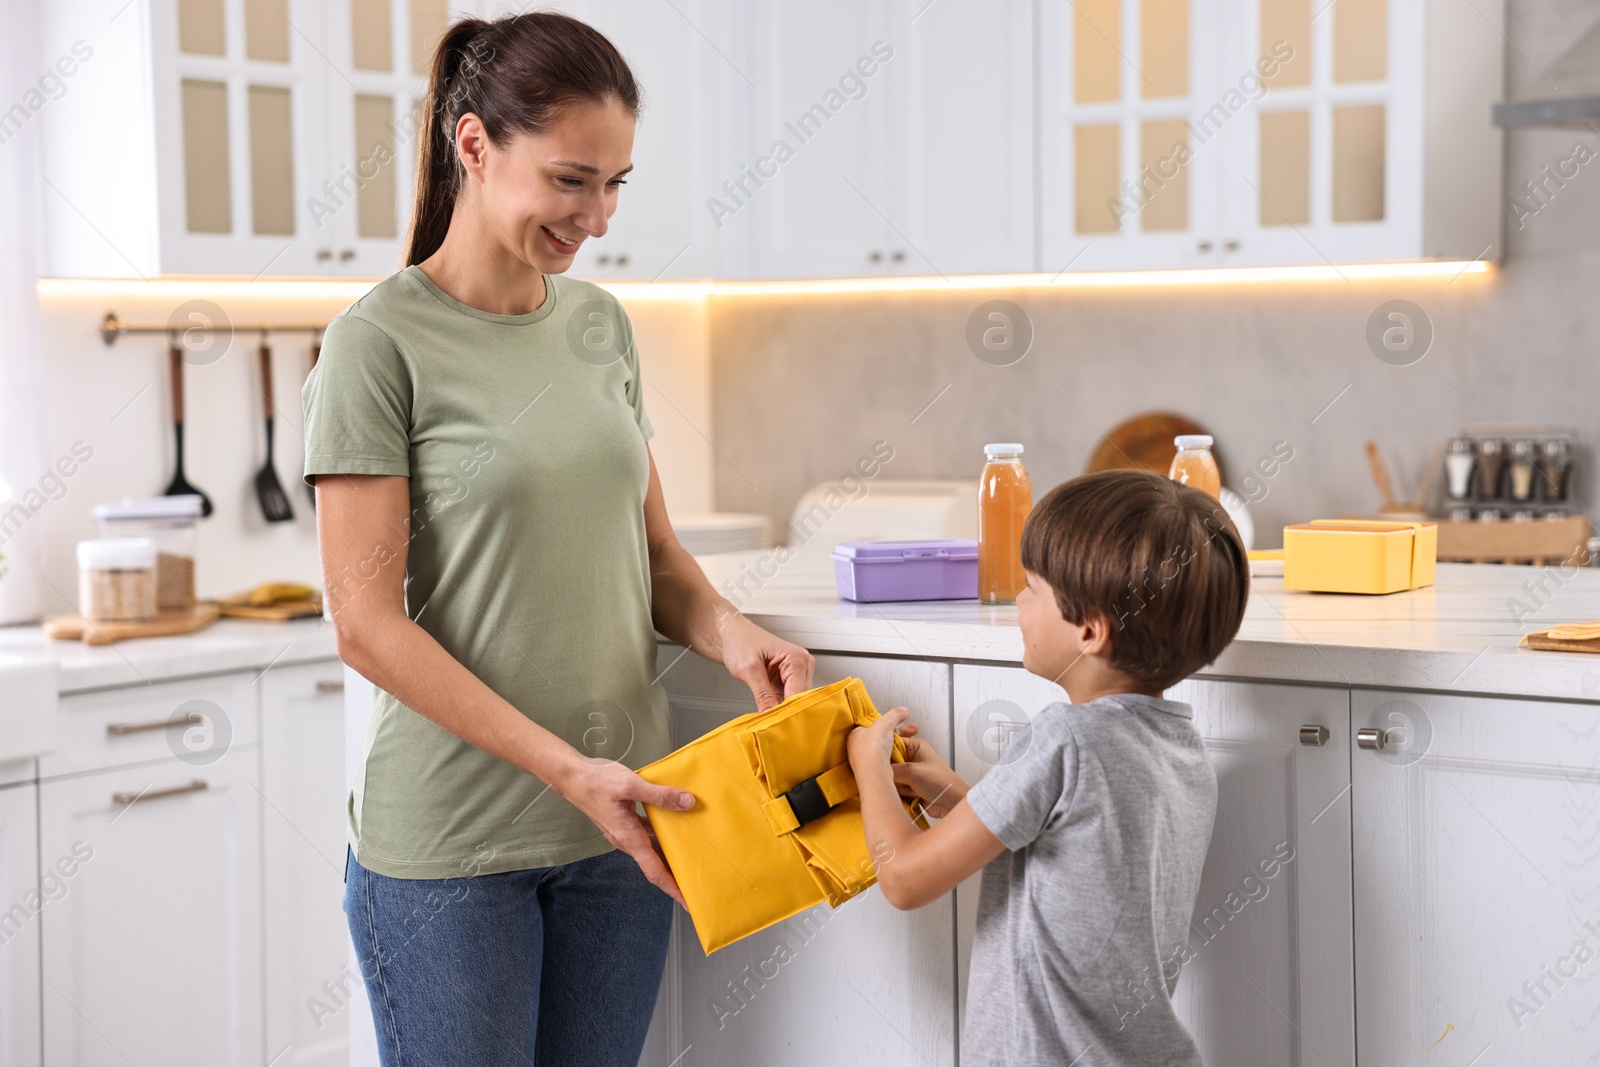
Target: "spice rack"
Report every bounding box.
[1435,424,1589,564]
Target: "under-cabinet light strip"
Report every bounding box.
[38,259,1493,306]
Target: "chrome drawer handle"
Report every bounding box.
[1356,727,1388,751]
[107,712,203,736]
[1299,724,1329,746]
[315,679,344,693]
[113,779,208,806]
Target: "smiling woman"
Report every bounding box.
[301,12,814,1067]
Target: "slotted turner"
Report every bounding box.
[254,336,294,523]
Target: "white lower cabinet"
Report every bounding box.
[655,648,956,1067]
[260,663,351,1067]
[1170,678,1354,1067]
[950,662,1066,1055]
[1352,689,1600,1064]
[0,782,41,1067]
[39,752,262,1065]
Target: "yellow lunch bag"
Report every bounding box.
[638,677,928,954]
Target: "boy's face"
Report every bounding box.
[1017,570,1089,685]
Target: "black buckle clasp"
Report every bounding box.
[782,774,834,828]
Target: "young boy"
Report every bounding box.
[847,469,1249,1066]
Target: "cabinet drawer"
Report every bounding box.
[40,673,258,780]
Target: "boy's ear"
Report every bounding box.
[1077,613,1115,657]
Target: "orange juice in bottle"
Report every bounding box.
[978,443,1033,605]
[1168,435,1221,499]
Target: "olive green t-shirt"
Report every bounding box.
[303,265,671,879]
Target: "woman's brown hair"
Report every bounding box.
[1020,470,1249,691]
[407,12,641,266]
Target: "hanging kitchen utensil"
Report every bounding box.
[306,332,321,509]
[164,336,214,518]
[254,333,294,523]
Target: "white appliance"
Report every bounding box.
[785,478,978,561]
[671,512,770,555]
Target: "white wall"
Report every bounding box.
[28,282,711,619]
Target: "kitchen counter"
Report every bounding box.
[693,553,1600,702]
[3,559,1597,702]
[0,615,337,693]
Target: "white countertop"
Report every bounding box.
[0,615,337,693]
[4,558,1598,702]
[694,552,1600,703]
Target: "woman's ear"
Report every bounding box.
[454,113,490,179]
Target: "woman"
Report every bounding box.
[302,13,814,1065]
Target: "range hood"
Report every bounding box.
[1493,15,1600,127]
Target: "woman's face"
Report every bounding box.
[467,97,636,272]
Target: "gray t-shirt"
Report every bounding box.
[964,693,1217,1067]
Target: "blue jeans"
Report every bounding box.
[344,847,672,1067]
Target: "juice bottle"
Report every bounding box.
[1168,435,1221,499]
[978,443,1033,605]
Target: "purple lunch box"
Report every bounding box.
[831,540,979,602]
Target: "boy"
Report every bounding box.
[847,469,1249,1066]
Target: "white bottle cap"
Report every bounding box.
[1173,435,1214,449]
[984,443,1025,456]
[76,537,157,571]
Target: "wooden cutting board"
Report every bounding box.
[45,603,220,646]
[1085,411,1220,481]
[1523,630,1600,654]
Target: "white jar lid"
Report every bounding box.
[77,537,157,570]
[92,495,203,522]
[984,442,1025,456]
[1174,435,1214,449]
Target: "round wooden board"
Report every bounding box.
[1085,411,1220,482]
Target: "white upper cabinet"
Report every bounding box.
[40,0,1505,279]
[40,0,460,278]
[742,0,1036,279]
[1039,0,1505,270]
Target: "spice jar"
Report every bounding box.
[92,495,200,610]
[1476,439,1505,500]
[77,537,158,621]
[1508,440,1538,503]
[1540,439,1571,503]
[1444,439,1475,501]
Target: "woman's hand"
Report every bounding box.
[559,757,695,906]
[716,609,815,711]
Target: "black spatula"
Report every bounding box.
[165,341,213,517]
[254,336,294,523]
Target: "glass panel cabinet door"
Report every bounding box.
[319,0,459,276]
[1216,0,1420,264]
[1040,0,1223,271]
[155,0,330,274]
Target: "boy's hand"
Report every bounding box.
[892,736,966,819]
[848,706,909,770]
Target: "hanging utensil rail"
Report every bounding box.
[100,311,326,346]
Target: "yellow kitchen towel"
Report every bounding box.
[638,677,926,954]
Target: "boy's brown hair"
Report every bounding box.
[1020,469,1249,691]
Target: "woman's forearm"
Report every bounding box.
[339,612,586,790]
[648,537,737,662]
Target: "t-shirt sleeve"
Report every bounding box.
[301,312,413,486]
[965,704,1081,851]
[617,303,655,444]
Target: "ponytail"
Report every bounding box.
[405,13,641,266]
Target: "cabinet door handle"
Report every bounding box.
[113,779,209,806]
[1224,239,1240,251]
[868,250,883,263]
[339,249,356,262]
[107,711,203,736]
[891,250,905,263]
[1299,724,1329,746]
[1356,727,1388,750]
[316,679,344,693]
[316,249,333,261]
[616,254,629,267]
[1197,240,1213,252]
